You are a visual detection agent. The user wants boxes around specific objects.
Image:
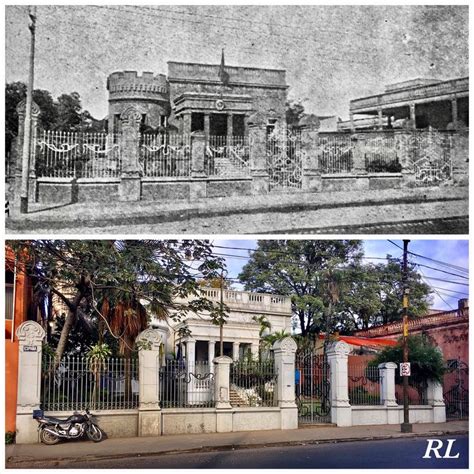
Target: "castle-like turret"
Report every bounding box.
[107,71,170,133]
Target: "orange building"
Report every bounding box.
[5,246,35,434]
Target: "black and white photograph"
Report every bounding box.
[4,4,468,234]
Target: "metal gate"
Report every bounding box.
[443,359,468,420]
[295,350,331,424]
[411,131,453,186]
[266,129,303,190]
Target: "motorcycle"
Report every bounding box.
[33,408,104,445]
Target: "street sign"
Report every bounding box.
[23,345,38,352]
[400,362,411,376]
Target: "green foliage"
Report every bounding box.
[368,335,446,383]
[42,342,56,358]
[86,342,112,361]
[286,100,305,127]
[5,432,16,444]
[261,329,291,349]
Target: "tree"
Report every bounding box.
[368,335,446,383]
[55,92,82,131]
[238,240,363,337]
[285,100,305,128]
[10,240,226,361]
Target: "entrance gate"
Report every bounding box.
[266,129,303,191]
[443,359,468,420]
[295,350,331,424]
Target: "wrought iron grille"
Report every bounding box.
[230,359,278,407]
[318,133,354,173]
[206,135,250,177]
[348,363,382,405]
[443,359,468,420]
[36,131,122,178]
[41,355,139,411]
[140,133,191,177]
[159,360,215,408]
[266,129,303,189]
[395,379,429,405]
[360,134,402,173]
[295,351,331,424]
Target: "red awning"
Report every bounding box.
[318,333,397,347]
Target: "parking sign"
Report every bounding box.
[400,362,411,376]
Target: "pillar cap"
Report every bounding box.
[213,355,233,364]
[378,362,397,369]
[272,336,297,353]
[326,340,350,357]
[136,328,162,351]
[16,321,45,345]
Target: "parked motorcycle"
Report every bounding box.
[33,408,104,445]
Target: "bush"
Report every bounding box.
[368,335,445,384]
[5,432,16,444]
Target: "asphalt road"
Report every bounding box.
[10,435,468,469]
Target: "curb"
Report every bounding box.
[6,193,467,231]
[6,429,468,466]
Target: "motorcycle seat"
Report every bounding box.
[43,416,74,424]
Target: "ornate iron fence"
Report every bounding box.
[140,133,191,177]
[348,363,382,405]
[36,131,122,178]
[230,359,278,407]
[359,134,402,173]
[206,135,250,177]
[41,355,139,411]
[159,360,215,408]
[295,350,331,423]
[443,359,468,420]
[318,133,354,173]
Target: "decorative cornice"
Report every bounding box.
[16,321,45,345]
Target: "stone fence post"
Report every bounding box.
[190,132,207,199]
[427,379,446,423]
[15,321,46,444]
[350,134,369,190]
[213,355,233,432]
[136,328,162,437]
[273,337,298,429]
[119,106,142,201]
[451,131,469,186]
[248,124,269,194]
[13,99,41,211]
[398,131,416,188]
[378,362,399,424]
[327,341,352,427]
[300,126,321,192]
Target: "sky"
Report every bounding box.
[210,239,469,312]
[5,4,468,121]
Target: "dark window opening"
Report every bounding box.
[233,114,245,136]
[191,113,205,132]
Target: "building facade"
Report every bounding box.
[338,76,469,131]
[107,60,289,137]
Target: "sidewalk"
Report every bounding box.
[6,186,468,233]
[6,420,468,466]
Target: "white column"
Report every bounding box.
[327,341,352,427]
[232,342,240,361]
[409,103,416,129]
[427,379,446,423]
[136,328,162,437]
[213,355,233,432]
[15,321,46,444]
[378,362,399,424]
[250,343,259,360]
[186,338,196,403]
[273,337,298,430]
[208,340,215,373]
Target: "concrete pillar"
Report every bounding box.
[136,328,162,437]
[451,96,458,130]
[248,124,269,194]
[227,114,233,137]
[190,132,207,199]
[327,341,352,427]
[182,113,192,135]
[15,321,46,444]
[232,342,240,361]
[250,343,259,359]
[427,379,446,423]
[378,362,399,425]
[377,108,383,130]
[208,340,215,373]
[186,338,196,365]
[300,126,321,192]
[213,355,233,432]
[351,134,369,191]
[119,106,142,201]
[273,337,298,429]
[13,100,40,212]
[204,114,210,138]
[409,103,416,130]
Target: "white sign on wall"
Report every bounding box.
[400,362,411,376]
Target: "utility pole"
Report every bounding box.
[20,6,37,214]
[401,239,412,433]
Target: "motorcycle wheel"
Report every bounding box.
[40,428,60,445]
[86,424,104,442]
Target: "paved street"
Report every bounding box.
[7,435,468,469]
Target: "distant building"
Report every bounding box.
[107,59,289,137]
[338,76,468,131]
